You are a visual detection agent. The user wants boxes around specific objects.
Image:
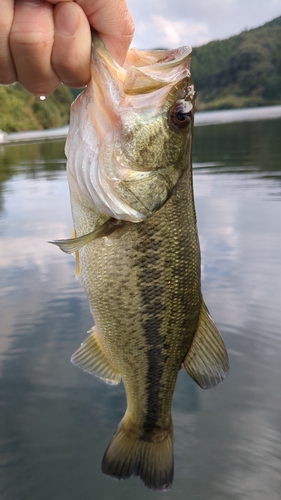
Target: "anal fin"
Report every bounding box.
[183,301,229,389]
[71,327,121,385]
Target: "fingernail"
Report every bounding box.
[55,3,79,36]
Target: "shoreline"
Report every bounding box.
[0,125,69,145]
[1,105,281,145]
[194,104,281,126]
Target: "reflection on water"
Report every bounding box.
[0,118,281,500]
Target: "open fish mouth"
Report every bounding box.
[92,33,193,95]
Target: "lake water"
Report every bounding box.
[0,112,281,500]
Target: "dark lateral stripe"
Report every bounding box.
[141,293,166,433]
[135,224,167,434]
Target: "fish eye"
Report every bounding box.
[168,103,192,131]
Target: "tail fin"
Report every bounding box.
[102,417,173,491]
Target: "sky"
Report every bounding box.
[126,0,281,49]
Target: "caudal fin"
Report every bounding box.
[102,417,173,491]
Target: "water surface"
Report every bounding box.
[0,115,281,500]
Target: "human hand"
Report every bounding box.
[0,0,134,96]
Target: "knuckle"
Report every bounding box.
[0,73,16,85]
[52,60,88,88]
[24,78,59,96]
[10,24,53,50]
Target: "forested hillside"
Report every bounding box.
[0,16,280,131]
[0,84,73,133]
[192,16,281,110]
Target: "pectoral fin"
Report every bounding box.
[49,218,122,254]
[183,302,229,389]
[71,327,121,385]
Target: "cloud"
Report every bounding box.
[134,15,211,49]
[151,15,210,47]
[128,0,281,49]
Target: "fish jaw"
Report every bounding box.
[65,38,195,223]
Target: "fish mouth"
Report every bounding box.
[92,33,192,96]
[87,34,194,151]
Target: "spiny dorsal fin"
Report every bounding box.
[71,327,121,385]
[183,301,229,389]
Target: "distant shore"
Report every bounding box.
[194,105,281,126]
[2,105,281,145]
[0,126,69,145]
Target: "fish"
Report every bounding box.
[50,34,229,491]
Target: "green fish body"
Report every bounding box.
[52,36,229,491]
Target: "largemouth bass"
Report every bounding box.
[51,35,229,491]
